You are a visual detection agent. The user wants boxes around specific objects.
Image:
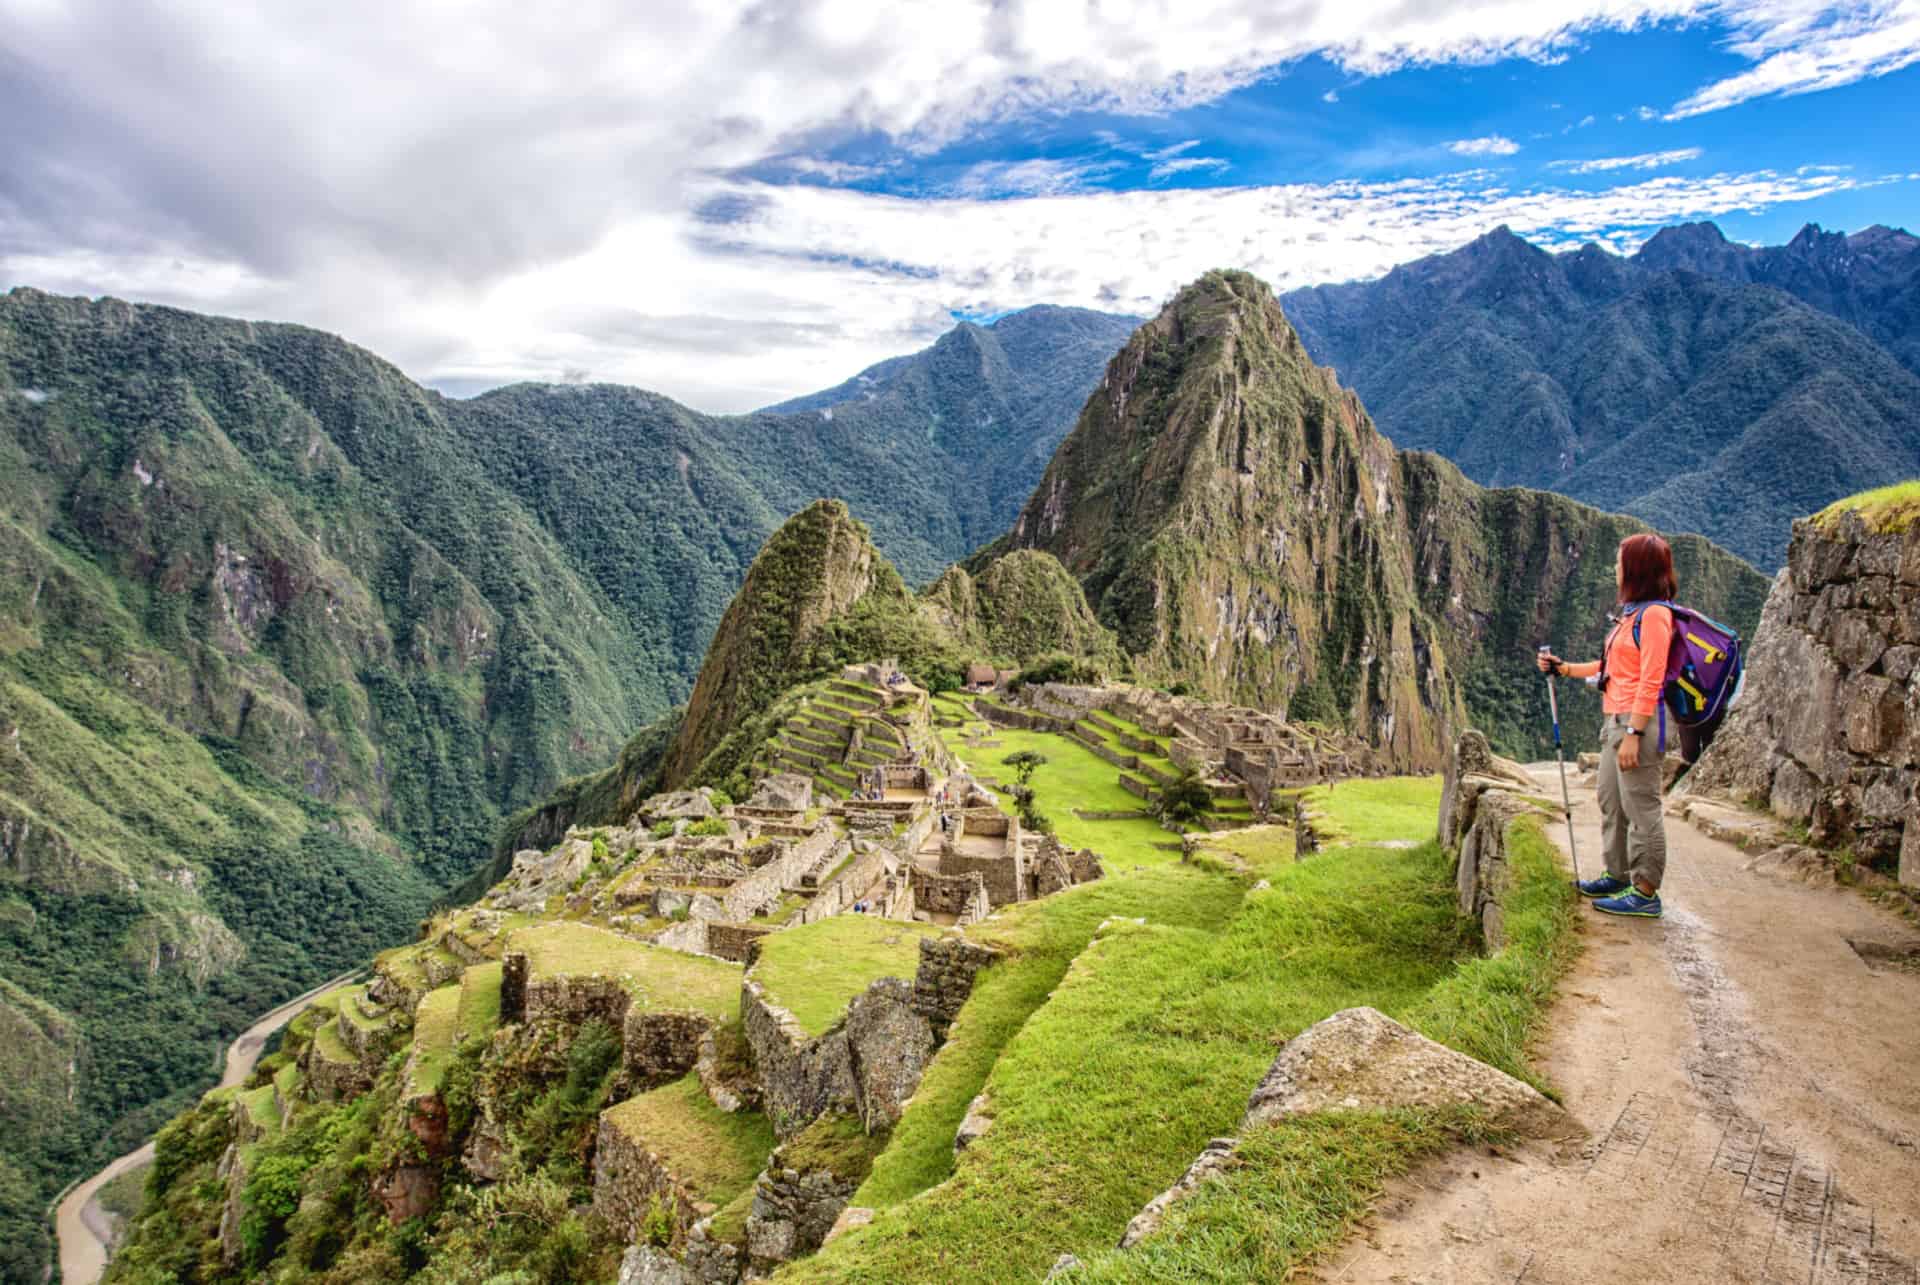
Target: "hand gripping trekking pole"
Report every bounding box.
[1539,646,1582,883]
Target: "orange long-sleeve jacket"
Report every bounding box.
[1562,604,1673,719]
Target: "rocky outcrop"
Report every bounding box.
[1243,1007,1579,1139]
[1690,507,1920,886]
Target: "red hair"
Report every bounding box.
[1618,533,1677,604]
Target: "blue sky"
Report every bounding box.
[2,1,1916,410]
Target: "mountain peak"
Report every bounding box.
[996,269,1443,745]
[657,499,903,789]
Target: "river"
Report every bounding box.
[54,969,362,1285]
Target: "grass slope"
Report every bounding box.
[601,1074,776,1207]
[511,922,740,1018]
[751,916,941,1037]
[790,777,1578,1283]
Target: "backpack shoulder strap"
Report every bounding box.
[1627,600,1676,647]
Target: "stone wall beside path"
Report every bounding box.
[1689,510,1920,887]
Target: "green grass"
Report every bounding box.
[1187,824,1297,879]
[1399,817,1580,1088]
[510,922,741,1019]
[961,725,1183,867]
[309,1018,355,1067]
[788,840,1475,1283]
[407,984,462,1096]
[457,961,504,1037]
[1811,479,1920,534]
[1064,1107,1502,1282]
[239,1084,281,1139]
[600,1074,776,1206]
[1300,775,1445,844]
[851,866,1247,1212]
[335,988,387,1034]
[752,916,941,1037]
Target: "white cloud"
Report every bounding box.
[1671,0,1920,117]
[1149,156,1233,181]
[1448,135,1523,155]
[1323,89,1341,102]
[1142,139,1205,160]
[1548,147,1704,172]
[945,157,1123,197]
[0,0,1913,410]
[1636,104,1662,119]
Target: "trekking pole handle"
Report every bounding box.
[1538,646,1563,747]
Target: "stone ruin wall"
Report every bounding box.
[1690,512,1920,886]
[909,933,1002,1037]
[910,868,991,924]
[720,822,838,919]
[705,922,772,963]
[593,1112,711,1247]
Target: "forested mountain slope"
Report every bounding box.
[0,289,1125,1282]
[1634,220,1920,372]
[1280,224,1920,569]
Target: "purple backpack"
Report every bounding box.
[1607,601,1745,750]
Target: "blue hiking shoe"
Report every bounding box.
[1577,875,1632,898]
[1594,888,1663,918]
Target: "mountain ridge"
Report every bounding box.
[1280,222,1920,568]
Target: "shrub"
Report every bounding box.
[685,817,729,837]
[649,820,677,840]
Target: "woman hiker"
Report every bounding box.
[1534,532,1675,920]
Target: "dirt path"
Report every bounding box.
[1322,766,1920,1285]
[55,969,360,1285]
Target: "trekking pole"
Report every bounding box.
[1538,646,1582,883]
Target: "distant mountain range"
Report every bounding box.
[1281,222,1920,568]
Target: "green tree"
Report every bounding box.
[1153,767,1214,827]
[1002,751,1048,786]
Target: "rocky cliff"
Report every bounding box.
[1690,485,1920,885]
[987,271,1770,769]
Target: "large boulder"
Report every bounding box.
[1243,1007,1579,1141]
[749,774,813,811]
[639,790,720,823]
[493,838,593,911]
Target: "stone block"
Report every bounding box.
[1769,756,1819,821]
[1243,1006,1579,1140]
[1832,611,1889,673]
[1902,811,1920,889]
[954,1092,992,1151]
[1882,645,1920,683]
[1119,1137,1237,1249]
[1844,674,1905,757]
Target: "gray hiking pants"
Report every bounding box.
[1597,714,1667,889]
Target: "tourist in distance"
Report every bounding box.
[1535,533,1677,920]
